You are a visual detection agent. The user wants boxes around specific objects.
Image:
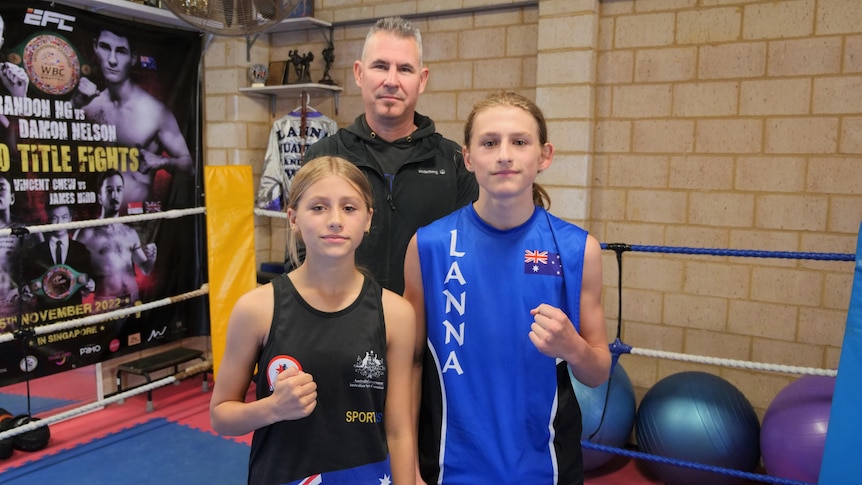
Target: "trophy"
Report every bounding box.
[318,43,336,86]
[249,63,268,87]
[288,50,314,84]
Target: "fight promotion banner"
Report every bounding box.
[0,1,205,386]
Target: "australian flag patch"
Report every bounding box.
[524,249,562,277]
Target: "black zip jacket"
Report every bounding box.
[301,112,478,294]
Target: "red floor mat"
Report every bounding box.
[0,376,253,474]
[1,374,661,483]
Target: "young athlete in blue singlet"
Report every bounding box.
[211,156,416,485]
[404,91,612,485]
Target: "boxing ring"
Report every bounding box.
[0,166,256,455]
[250,210,862,484]
[0,166,859,485]
[0,209,209,440]
[578,240,859,485]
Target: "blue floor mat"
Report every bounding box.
[0,418,249,484]
[0,393,77,417]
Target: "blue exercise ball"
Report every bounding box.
[570,362,636,471]
[761,375,834,483]
[635,371,761,485]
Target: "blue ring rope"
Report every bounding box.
[600,243,855,261]
[582,441,814,485]
[592,242,844,484]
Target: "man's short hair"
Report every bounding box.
[47,201,71,212]
[95,27,137,51]
[96,169,124,191]
[362,16,423,66]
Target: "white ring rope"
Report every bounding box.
[0,360,213,441]
[629,346,837,377]
[254,208,287,219]
[0,207,213,441]
[0,206,209,344]
[0,207,206,237]
[0,285,210,344]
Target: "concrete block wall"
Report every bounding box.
[594,0,862,414]
[201,0,862,416]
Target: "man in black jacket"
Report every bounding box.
[302,16,478,294]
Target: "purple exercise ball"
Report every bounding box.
[761,375,835,483]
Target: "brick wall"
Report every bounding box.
[201,0,862,415]
[594,0,861,413]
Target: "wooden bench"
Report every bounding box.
[116,347,207,412]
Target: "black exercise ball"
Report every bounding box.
[8,415,51,452]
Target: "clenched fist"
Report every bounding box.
[0,62,28,97]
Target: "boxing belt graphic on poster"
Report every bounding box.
[4,31,92,97]
[29,264,89,301]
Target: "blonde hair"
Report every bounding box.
[463,91,551,209]
[286,156,373,268]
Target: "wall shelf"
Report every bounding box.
[272,17,333,35]
[240,83,343,117]
[53,0,193,30]
[50,1,341,114]
[51,0,332,35]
